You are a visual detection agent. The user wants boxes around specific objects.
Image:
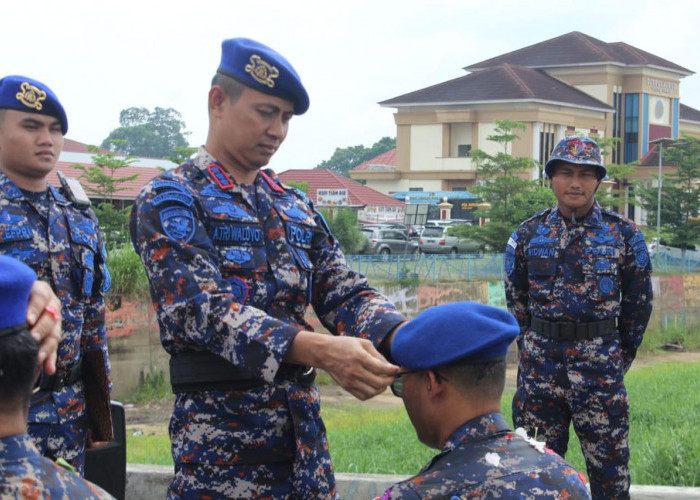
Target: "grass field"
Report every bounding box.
[126,360,700,486]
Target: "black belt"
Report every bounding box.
[529,316,617,341]
[36,363,82,392]
[170,351,315,394]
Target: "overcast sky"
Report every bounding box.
[5,0,700,171]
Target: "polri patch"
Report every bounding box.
[160,206,195,243]
[286,222,313,249]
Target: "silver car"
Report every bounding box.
[419,225,483,254]
[359,228,419,255]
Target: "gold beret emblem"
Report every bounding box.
[15,82,47,111]
[245,54,279,88]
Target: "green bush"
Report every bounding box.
[107,245,149,297]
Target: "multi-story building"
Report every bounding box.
[350,31,699,222]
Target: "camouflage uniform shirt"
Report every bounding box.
[380,413,591,499]
[131,148,406,499]
[504,202,652,499]
[0,433,113,499]
[0,172,111,471]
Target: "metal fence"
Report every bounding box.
[650,251,700,273]
[346,253,505,282]
[345,252,697,283]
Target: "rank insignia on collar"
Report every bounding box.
[245,54,279,88]
[15,82,47,110]
[207,163,235,190]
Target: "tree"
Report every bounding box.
[102,107,189,158]
[451,120,552,251]
[318,208,365,254]
[315,137,395,177]
[592,136,638,212]
[164,146,198,167]
[635,136,700,250]
[72,143,140,247]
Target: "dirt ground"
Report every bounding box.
[123,350,700,434]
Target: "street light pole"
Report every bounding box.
[657,141,662,238]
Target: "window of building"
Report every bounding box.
[539,131,554,175]
[451,187,466,191]
[457,144,472,157]
[624,93,639,163]
[409,187,423,191]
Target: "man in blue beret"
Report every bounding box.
[379,301,591,499]
[0,256,112,499]
[0,75,112,474]
[505,136,652,499]
[131,38,405,498]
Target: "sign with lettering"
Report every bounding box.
[317,188,349,206]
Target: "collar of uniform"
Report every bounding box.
[443,412,511,453]
[0,434,40,463]
[49,184,69,205]
[259,169,285,193]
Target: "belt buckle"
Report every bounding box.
[557,322,577,341]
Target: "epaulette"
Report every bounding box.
[260,169,285,193]
[522,207,552,225]
[599,206,628,223]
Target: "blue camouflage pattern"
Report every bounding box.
[0,172,111,474]
[380,413,591,499]
[130,147,406,499]
[0,434,112,499]
[505,202,652,499]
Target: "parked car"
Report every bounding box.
[359,227,419,255]
[419,224,483,254]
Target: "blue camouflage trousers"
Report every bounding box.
[513,330,630,500]
[28,415,88,475]
[167,381,338,499]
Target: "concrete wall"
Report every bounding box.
[125,464,700,500]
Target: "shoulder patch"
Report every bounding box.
[153,180,189,192]
[153,190,194,207]
[160,206,195,243]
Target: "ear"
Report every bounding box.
[208,86,226,114]
[426,371,448,399]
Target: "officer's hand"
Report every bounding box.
[285,332,399,401]
[26,281,62,375]
[86,429,110,449]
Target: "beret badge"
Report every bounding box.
[15,81,47,111]
[245,54,279,89]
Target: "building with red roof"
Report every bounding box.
[278,168,405,224]
[351,31,700,225]
[53,139,176,206]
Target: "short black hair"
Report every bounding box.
[0,329,38,413]
[211,72,247,104]
[438,358,506,401]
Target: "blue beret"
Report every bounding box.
[0,256,37,334]
[217,38,309,115]
[0,75,68,134]
[391,301,519,370]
